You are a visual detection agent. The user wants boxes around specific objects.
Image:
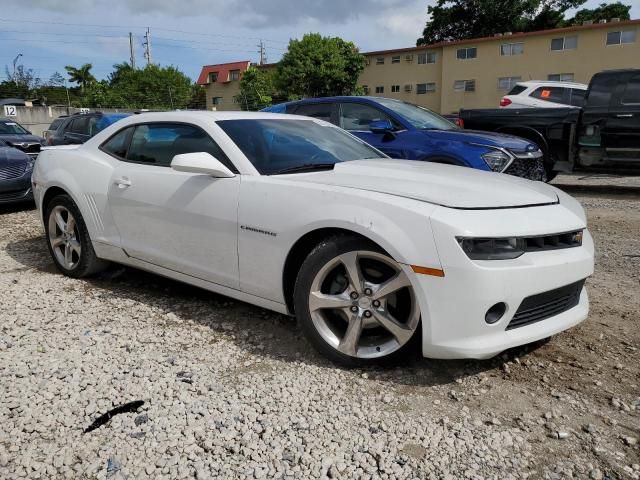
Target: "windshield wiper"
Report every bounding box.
[270,163,336,175]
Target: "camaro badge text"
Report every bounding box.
[240,225,278,237]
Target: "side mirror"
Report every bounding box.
[369,119,394,134]
[171,152,235,178]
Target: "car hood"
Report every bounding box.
[423,128,535,151]
[290,159,558,209]
[0,134,44,145]
[0,146,29,165]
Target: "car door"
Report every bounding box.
[338,102,407,158]
[64,117,90,144]
[604,71,640,158]
[104,122,241,288]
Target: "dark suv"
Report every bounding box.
[47,112,130,145]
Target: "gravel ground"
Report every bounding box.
[0,188,638,480]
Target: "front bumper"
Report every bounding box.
[0,174,33,204]
[410,203,594,359]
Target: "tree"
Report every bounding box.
[566,2,631,25]
[276,33,365,98]
[64,63,96,93]
[48,72,66,87]
[108,62,134,86]
[416,0,586,45]
[234,67,275,111]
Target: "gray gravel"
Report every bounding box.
[0,188,638,479]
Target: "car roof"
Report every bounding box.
[515,80,588,89]
[108,110,322,125]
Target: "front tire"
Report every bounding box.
[44,194,108,278]
[293,235,420,367]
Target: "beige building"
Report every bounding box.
[360,19,640,114]
[198,19,640,114]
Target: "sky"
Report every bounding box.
[1,0,638,83]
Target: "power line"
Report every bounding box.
[0,17,289,45]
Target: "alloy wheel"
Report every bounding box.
[48,205,82,270]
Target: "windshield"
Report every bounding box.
[374,98,457,131]
[0,120,29,135]
[217,119,383,175]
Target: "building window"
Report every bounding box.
[500,43,524,56]
[416,83,436,94]
[375,86,384,94]
[498,76,522,90]
[548,73,574,82]
[208,72,218,83]
[456,47,477,60]
[454,80,475,92]
[212,97,223,105]
[376,57,385,65]
[391,55,400,64]
[550,35,577,51]
[362,85,370,94]
[607,30,637,45]
[417,52,437,64]
[229,70,240,81]
[391,85,400,93]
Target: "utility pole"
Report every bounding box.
[143,28,152,66]
[129,32,136,69]
[12,53,22,86]
[257,40,266,65]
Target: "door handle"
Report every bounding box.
[114,177,132,188]
[615,114,633,118]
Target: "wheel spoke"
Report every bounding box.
[65,215,76,234]
[309,291,352,312]
[54,210,66,233]
[337,313,363,356]
[69,239,81,256]
[51,236,65,248]
[339,251,363,291]
[372,273,410,300]
[372,309,413,345]
[64,244,73,268]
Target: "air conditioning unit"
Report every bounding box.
[405,54,414,62]
[582,20,594,25]
[611,17,621,22]
[404,84,413,92]
[598,19,607,24]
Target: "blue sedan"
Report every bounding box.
[262,96,545,180]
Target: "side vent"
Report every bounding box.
[84,194,104,234]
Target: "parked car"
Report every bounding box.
[262,97,546,181]
[0,140,35,204]
[42,115,68,140]
[460,69,640,179]
[0,118,44,160]
[33,111,594,366]
[47,112,131,145]
[499,80,588,109]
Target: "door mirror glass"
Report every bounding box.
[171,152,236,178]
[369,119,394,134]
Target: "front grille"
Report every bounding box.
[503,157,546,181]
[0,163,27,180]
[507,279,585,330]
[0,188,31,202]
[12,143,41,155]
[523,231,583,253]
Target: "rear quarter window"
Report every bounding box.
[508,85,527,96]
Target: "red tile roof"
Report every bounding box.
[196,61,251,85]
[362,18,640,56]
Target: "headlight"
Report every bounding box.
[25,159,35,173]
[481,149,512,172]
[457,237,526,260]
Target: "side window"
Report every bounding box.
[568,89,586,107]
[621,74,640,105]
[530,87,566,104]
[71,117,89,135]
[126,123,235,171]
[340,103,393,131]
[101,127,133,159]
[292,103,333,123]
[586,75,617,107]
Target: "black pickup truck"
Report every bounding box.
[459,69,640,179]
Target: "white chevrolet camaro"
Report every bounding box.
[32,111,594,366]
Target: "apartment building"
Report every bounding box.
[360,19,640,114]
[197,19,640,114]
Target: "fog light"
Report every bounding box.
[485,302,506,324]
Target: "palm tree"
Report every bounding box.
[64,63,96,93]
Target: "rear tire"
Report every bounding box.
[293,235,421,367]
[44,194,109,278]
